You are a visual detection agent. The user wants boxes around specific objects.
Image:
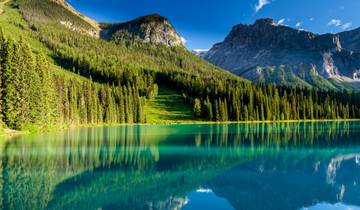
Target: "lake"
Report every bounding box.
[0,122,360,210]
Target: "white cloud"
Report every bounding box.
[255,0,270,13]
[328,19,342,27]
[296,22,303,28]
[193,49,209,53]
[341,22,352,30]
[277,18,286,25]
[327,19,352,30]
[309,18,314,21]
[181,36,187,44]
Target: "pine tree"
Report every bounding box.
[193,98,201,117]
[204,97,213,120]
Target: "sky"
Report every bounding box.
[67,0,360,50]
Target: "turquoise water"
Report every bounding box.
[1,122,360,210]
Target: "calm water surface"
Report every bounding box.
[1,122,360,210]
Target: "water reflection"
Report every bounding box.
[0,122,359,210]
[301,203,360,210]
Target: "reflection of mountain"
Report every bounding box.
[206,151,360,210]
[0,122,358,210]
[46,168,194,210]
[327,154,360,185]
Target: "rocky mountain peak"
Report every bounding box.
[254,18,276,26]
[225,19,342,52]
[130,14,168,25]
[204,18,360,89]
[100,14,184,47]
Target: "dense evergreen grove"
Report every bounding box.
[0,31,146,130]
[0,0,357,131]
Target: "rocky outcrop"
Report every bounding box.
[204,18,360,89]
[59,21,99,37]
[100,14,184,47]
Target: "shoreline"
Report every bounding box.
[142,118,360,126]
[51,118,360,130]
[1,128,30,138]
[3,118,360,138]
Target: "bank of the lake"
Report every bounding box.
[4,118,360,138]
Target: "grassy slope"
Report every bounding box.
[145,87,198,124]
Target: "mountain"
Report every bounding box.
[53,0,184,47]
[204,18,360,90]
[100,14,184,47]
[0,0,357,132]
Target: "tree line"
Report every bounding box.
[155,71,360,121]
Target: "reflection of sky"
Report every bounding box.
[180,153,360,210]
[301,203,360,210]
[182,188,234,210]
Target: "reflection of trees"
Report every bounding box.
[0,121,356,210]
[0,126,168,210]
[194,122,352,148]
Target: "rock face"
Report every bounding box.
[100,14,184,47]
[339,28,360,52]
[204,18,360,89]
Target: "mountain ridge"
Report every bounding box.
[204,18,360,90]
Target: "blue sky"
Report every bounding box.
[68,0,360,50]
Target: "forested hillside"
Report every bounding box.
[0,32,145,130]
[0,0,358,132]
